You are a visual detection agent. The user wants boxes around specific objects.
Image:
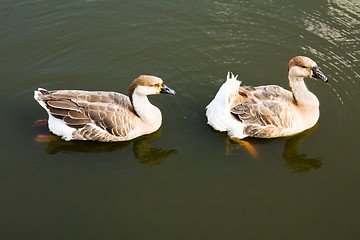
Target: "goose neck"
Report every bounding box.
[131,92,161,123]
[289,76,319,107]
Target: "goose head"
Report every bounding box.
[129,75,176,98]
[287,56,328,83]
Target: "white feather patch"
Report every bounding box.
[206,72,243,134]
[48,114,75,141]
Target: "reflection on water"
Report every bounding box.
[282,126,322,174]
[132,133,177,165]
[224,125,322,174]
[36,127,177,165]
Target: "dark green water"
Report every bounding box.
[1,0,360,239]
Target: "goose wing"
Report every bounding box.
[38,90,137,138]
[230,85,296,138]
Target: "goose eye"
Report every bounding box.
[302,66,307,69]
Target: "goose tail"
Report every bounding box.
[206,72,241,131]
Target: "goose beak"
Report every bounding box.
[160,84,176,95]
[312,66,328,83]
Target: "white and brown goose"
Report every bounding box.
[206,56,328,139]
[34,75,175,142]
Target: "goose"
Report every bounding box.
[34,75,175,142]
[206,56,328,140]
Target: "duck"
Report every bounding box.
[206,56,328,140]
[34,75,175,142]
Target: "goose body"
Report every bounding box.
[34,75,175,142]
[206,56,328,139]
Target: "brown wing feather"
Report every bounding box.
[39,90,137,136]
[42,97,90,126]
[231,85,296,137]
[76,92,137,137]
[47,99,80,111]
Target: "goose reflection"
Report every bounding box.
[224,125,322,174]
[282,125,322,174]
[36,127,177,165]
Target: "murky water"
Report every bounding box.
[1,0,359,239]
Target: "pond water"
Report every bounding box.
[1,0,360,239]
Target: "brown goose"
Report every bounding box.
[34,75,175,142]
[206,56,328,139]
